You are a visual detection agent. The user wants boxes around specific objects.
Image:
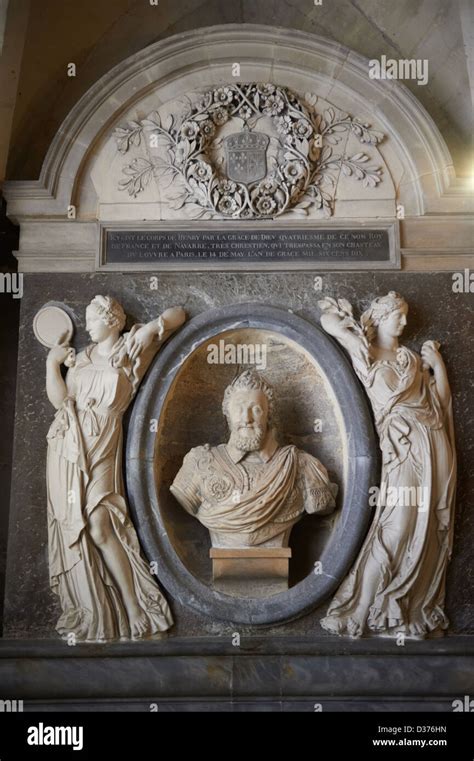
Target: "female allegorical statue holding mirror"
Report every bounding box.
[319,292,456,638]
[45,295,185,641]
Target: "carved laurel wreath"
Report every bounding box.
[114,83,384,219]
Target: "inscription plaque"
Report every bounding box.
[101,225,399,270]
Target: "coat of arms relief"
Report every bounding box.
[225,130,270,185]
[114,83,385,220]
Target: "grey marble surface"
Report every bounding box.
[2,271,473,638]
[0,635,473,710]
[0,284,19,636]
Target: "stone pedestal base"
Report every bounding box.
[210,547,292,597]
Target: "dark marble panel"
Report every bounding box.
[5,699,464,711]
[0,289,19,637]
[2,272,473,638]
[1,637,473,710]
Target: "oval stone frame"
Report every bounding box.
[126,303,378,625]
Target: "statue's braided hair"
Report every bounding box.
[87,295,126,331]
[361,291,407,342]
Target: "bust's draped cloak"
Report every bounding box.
[171,441,337,546]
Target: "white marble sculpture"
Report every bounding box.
[170,369,337,548]
[44,296,185,641]
[318,292,456,638]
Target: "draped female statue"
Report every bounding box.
[319,292,456,638]
[45,295,185,641]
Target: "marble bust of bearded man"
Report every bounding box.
[170,369,337,548]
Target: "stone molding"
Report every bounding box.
[0,637,473,710]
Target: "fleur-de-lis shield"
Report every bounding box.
[224,131,269,184]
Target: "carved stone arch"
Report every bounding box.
[4,25,471,271]
[5,25,459,213]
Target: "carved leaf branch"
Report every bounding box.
[318,297,371,359]
[340,154,382,188]
[114,120,143,154]
[118,158,155,197]
[292,108,385,215]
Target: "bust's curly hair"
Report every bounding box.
[222,369,275,421]
[87,295,126,331]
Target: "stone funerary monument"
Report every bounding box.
[0,12,473,711]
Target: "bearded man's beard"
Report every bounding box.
[230,424,266,452]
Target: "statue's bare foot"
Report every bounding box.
[320,615,341,635]
[128,605,149,639]
[347,617,364,638]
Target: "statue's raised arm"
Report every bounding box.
[319,292,456,640]
[44,295,186,643]
[125,305,186,379]
[318,297,372,382]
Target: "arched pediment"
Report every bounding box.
[4,25,472,271]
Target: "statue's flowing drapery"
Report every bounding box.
[321,343,456,637]
[47,337,172,641]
